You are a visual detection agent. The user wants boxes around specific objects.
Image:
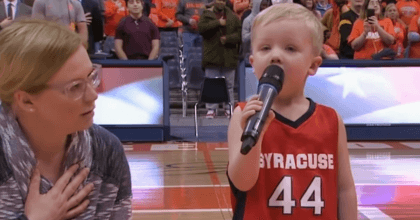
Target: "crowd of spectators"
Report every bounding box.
[2,0,420,61]
[1,0,420,118]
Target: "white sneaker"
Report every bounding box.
[206,110,216,119]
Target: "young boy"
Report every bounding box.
[227,3,357,219]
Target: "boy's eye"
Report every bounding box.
[261,45,270,51]
[286,46,296,52]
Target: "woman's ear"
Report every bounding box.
[13,91,36,113]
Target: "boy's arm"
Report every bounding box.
[336,112,358,220]
[227,96,275,191]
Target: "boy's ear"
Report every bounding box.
[308,55,323,76]
[249,54,254,67]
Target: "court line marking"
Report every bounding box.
[358,207,394,220]
[132,183,420,189]
[215,148,228,150]
[132,207,392,215]
[132,209,232,213]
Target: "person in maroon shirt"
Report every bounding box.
[114,0,160,59]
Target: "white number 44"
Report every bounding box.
[268,176,325,215]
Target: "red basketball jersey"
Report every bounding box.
[229,99,338,219]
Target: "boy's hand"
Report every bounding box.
[239,95,275,142]
[24,164,94,220]
[417,16,420,27]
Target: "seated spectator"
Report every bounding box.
[339,0,363,59]
[316,0,332,17]
[103,0,128,54]
[233,0,249,19]
[406,13,420,57]
[32,0,88,48]
[242,0,271,62]
[114,0,160,60]
[304,0,322,18]
[155,0,182,31]
[80,0,104,54]
[198,0,241,118]
[0,0,32,31]
[385,3,406,57]
[396,0,419,27]
[348,0,395,59]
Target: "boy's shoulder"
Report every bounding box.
[236,100,338,117]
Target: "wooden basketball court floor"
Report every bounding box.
[123,141,420,220]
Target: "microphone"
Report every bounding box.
[240,65,284,155]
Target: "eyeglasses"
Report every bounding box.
[47,64,102,101]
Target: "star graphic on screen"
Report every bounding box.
[326,68,367,99]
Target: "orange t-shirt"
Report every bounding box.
[104,0,128,36]
[390,20,406,58]
[396,0,420,26]
[155,0,182,28]
[408,15,420,58]
[348,18,396,59]
[323,44,337,55]
[325,0,341,52]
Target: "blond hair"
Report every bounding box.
[251,3,324,55]
[384,3,397,19]
[0,19,81,106]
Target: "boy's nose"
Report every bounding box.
[270,53,282,64]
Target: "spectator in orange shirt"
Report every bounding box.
[103,0,128,54]
[322,0,350,53]
[407,14,420,57]
[396,0,420,26]
[155,0,182,31]
[385,3,406,57]
[348,0,395,59]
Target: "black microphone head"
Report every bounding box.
[259,65,284,93]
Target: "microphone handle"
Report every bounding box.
[240,84,278,155]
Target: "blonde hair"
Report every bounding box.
[384,3,397,18]
[0,19,81,106]
[251,3,324,55]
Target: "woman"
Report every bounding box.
[385,3,406,58]
[348,0,395,59]
[0,19,132,220]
